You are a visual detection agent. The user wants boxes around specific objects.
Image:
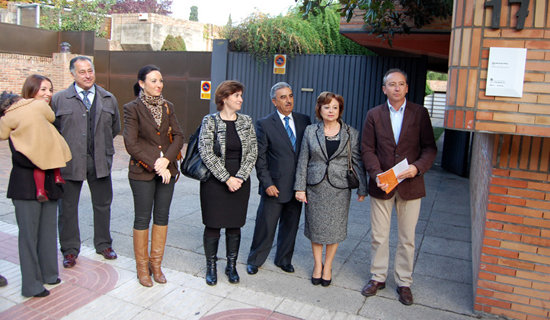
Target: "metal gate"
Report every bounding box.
[94,50,212,139]
[211,40,428,132]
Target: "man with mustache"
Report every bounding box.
[247,82,311,275]
[51,56,121,268]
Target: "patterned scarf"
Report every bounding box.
[139,90,164,127]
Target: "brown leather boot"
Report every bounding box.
[133,228,152,287]
[150,224,167,283]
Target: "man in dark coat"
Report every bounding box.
[51,56,121,268]
[246,82,311,274]
[360,69,437,305]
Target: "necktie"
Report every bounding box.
[284,116,296,151]
[82,90,91,109]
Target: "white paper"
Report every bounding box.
[486,47,527,98]
[376,158,409,184]
[393,158,409,183]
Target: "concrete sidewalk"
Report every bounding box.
[0,136,487,320]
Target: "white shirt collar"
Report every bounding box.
[387,99,406,113]
[74,83,95,95]
[277,110,293,121]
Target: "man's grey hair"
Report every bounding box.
[383,68,408,86]
[270,82,292,100]
[69,56,95,76]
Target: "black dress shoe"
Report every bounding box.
[97,247,117,260]
[311,277,321,285]
[33,289,50,297]
[63,254,76,268]
[47,278,61,285]
[278,264,295,273]
[246,264,258,275]
[321,278,332,287]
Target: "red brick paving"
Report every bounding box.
[0,231,118,320]
[201,308,301,320]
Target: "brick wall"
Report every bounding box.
[447,1,550,319]
[446,0,550,137]
[0,52,85,95]
[475,135,550,320]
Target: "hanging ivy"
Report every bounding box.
[222,6,372,61]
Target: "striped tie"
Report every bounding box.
[284,116,296,151]
[82,90,91,109]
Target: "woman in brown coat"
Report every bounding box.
[123,65,184,287]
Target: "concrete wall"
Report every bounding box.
[110,13,219,51]
[469,133,493,297]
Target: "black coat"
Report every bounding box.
[7,139,63,200]
[255,111,311,203]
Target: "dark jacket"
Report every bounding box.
[255,111,311,203]
[123,98,184,181]
[361,101,437,200]
[295,121,367,195]
[51,83,121,180]
[7,139,63,200]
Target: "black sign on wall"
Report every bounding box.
[484,0,530,30]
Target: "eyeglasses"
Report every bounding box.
[385,82,407,88]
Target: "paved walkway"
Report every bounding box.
[0,135,488,320]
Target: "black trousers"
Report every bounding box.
[58,155,113,256]
[247,196,302,267]
[129,177,175,230]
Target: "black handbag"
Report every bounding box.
[180,115,220,181]
[346,127,360,189]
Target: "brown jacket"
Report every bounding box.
[123,98,184,181]
[361,101,437,200]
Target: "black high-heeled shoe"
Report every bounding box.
[321,268,332,287]
[311,264,322,285]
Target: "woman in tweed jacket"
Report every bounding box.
[198,80,257,286]
[295,92,367,287]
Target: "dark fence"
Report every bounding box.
[0,22,100,56]
[212,40,428,133]
[94,50,212,140]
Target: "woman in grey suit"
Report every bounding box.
[295,92,367,286]
[199,80,257,286]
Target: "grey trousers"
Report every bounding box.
[13,199,59,297]
[58,155,113,256]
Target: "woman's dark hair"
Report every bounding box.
[0,91,21,117]
[214,80,245,111]
[22,74,53,100]
[133,65,161,96]
[315,91,344,121]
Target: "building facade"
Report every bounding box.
[446,0,550,319]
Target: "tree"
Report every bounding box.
[110,0,172,14]
[189,5,198,21]
[226,14,232,27]
[222,7,372,61]
[39,0,114,37]
[161,35,186,51]
[297,0,453,42]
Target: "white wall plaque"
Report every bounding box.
[486,47,527,98]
